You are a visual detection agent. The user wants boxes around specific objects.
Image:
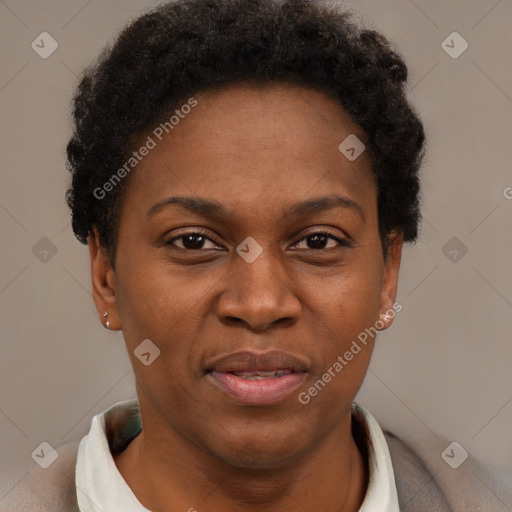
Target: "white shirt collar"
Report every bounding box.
[76,399,400,511]
[352,402,401,511]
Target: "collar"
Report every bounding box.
[75,399,399,511]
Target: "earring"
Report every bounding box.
[103,312,110,330]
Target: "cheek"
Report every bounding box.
[320,261,383,331]
[115,256,202,336]
[114,255,225,385]
[305,255,383,374]
[114,264,199,408]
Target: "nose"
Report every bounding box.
[216,250,301,332]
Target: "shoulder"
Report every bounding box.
[384,429,512,511]
[2,430,510,512]
[384,430,451,510]
[0,439,80,512]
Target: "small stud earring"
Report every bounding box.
[103,312,110,330]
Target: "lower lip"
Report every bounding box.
[207,371,305,405]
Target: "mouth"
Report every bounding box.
[224,369,294,379]
[204,350,308,405]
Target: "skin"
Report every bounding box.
[88,82,403,512]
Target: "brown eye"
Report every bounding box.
[165,232,220,250]
[291,232,350,251]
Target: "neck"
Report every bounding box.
[114,406,369,512]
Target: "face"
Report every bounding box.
[89,83,402,470]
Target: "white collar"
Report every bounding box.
[76,399,400,511]
[351,402,400,511]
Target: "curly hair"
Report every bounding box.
[65,0,425,267]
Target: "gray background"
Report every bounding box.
[1,0,511,503]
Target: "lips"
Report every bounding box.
[205,349,308,374]
[205,350,308,405]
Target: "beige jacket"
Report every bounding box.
[1,429,510,511]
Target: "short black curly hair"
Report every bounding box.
[65,0,425,267]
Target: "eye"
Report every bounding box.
[164,230,350,252]
[290,232,350,251]
[165,231,221,251]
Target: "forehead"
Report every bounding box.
[122,82,376,220]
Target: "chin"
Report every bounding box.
[204,433,307,471]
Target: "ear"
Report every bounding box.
[378,232,403,331]
[88,229,122,330]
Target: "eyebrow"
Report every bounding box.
[147,194,364,221]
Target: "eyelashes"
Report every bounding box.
[165,230,351,252]
[290,232,351,251]
[166,231,220,251]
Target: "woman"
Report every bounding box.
[3,0,509,511]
